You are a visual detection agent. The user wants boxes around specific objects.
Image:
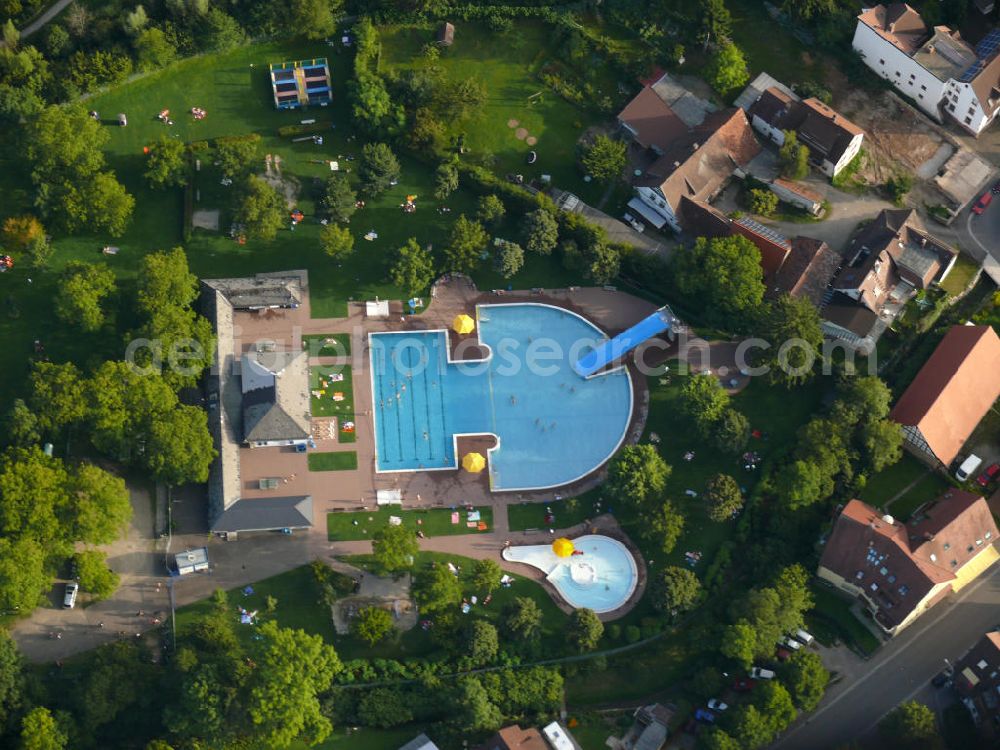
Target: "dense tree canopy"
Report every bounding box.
[567,608,603,652]
[878,701,942,750]
[705,474,744,522]
[322,173,357,223]
[606,444,670,508]
[521,209,559,256]
[75,549,121,600]
[581,134,626,180]
[371,524,419,574]
[707,42,749,94]
[673,235,764,328]
[679,373,729,436]
[413,563,463,614]
[501,596,543,641]
[358,142,401,196]
[650,565,702,614]
[444,214,488,273]
[351,606,394,646]
[389,238,435,295]
[54,261,116,332]
[758,294,824,387]
[144,136,187,189]
[235,175,286,240]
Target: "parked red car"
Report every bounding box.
[732,678,757,692]
[973,192,993,215]
[977,463,1000,487]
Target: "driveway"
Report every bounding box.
[772,561,1000,749]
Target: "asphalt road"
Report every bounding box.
[774,563,1000,750]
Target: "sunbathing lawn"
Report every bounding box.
[939,254,980,298]
[302,333,352,357]
[0,37,582,411]
[310,363,357,443]
[380,21,616,206]
[308,451,358,472]
[507,498,594,532]
[327,506,495,540]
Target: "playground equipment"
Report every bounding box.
[269,59,332,110]
[572,305,679,379]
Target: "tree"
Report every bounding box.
[567,608,604,652]
[389,238,435,295]
[0,538,48,613]
[86,171,135,237]
[679,373,730,436]
[780,0,836,21]
[700,727,742,750]
[0,630,23,727]
[75,549,120,600]
[759,295,823,387]
[235,175,286,240]
[413,563,463,614]
[371,524,418,574]
[320,224,354,260]
[444,214,488,273]
[434,159,459,200]
[290,0,338,41]
[878,701,942,750]
[322,173,356,222]
[134,28,176,71]
[471,558,502,593]
[54,261,116,332]
[706,474,744,522]
[748,188,778,216]
[731,704,776,750]
[779,131,810,180]
[463,620,499,665]
[29,362,87,436]
[136,245,198,313]
[357,687,413,728]
[123,5,149,36]
[650,565,702,614]
[25,234,53,269]
[246,621,341,748]
[581,134,626,180]
[501,596,543,641]
[585,241,621,284]
[67,462,131,545]
[860,419,903,474]
[214,134,260,179]
[700,0,732,44]
[605,444,670,507]
[886,173,913,206]
[5,399,40,447]
[1,215,44,253]
[358,142,401,196]
[19,707,66,750]
[521,209,559,255]
[476,194,505,226]
[713,408,750,454]
[144,405,216,485]
[203,7,246,51]
[497,240,524,279]
[351,606,394,646]
[45,26,69,57]
[754,681,797,735]
[644,499,685,554]
[707,42,749,94]
[775,459,828,510]
[454,677,502,733]
[3,19,18,48]
[144,136,187,189]
[672,235,764,328]
[781,650,829,711]
[720,620,757,669]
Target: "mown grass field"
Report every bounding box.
[308,451,358,471]
[327,506,495,540]
[860,453,949,520]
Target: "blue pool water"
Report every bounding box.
[369,303,633,490]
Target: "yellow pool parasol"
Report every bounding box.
[552,537,574,557]
[462,452,486,473]
[453,313,475,335]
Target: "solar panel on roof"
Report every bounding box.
[960,29,1000,82]
[736,216,792,249]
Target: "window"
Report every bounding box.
[951,559,959,567]
[977,539,984,546]
[930,553,937,562]
[965,116,973,124]
[949,103,956,111]
[880,59,885,65]
[910,73,916,79]
[943,542,951,550]
[968,544,975,553]
[987,532,993,540]
[919,95,924,100]
[921,85,927,91]
[969,106,977,115]
[895,71,901,77]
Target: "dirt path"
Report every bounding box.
[17,0,73,39]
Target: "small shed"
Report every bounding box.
[437,22,455,46]
[174,547,209,575]
[365,299,390,318]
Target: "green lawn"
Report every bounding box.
[507,498,594,532]
[860,453,949,519]
[302,333,352,357]
[619,372,825,572]
[311,364,354,416]
[175,564,341,643]
[293,727,422,750]
[0,36,584,414]
[807,585,882,657]
[308,451,358,471]
[327,506,495,540]
[380,21,618,206]
[939,254,980,297]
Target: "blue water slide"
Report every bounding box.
[572,306,677,378]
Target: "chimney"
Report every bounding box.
[882,514,895,525]
[889,22,896,33]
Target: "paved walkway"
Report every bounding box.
[17,0,72,38]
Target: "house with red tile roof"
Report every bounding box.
[818,491,1000,635]
[890,324,1000,468]
[617,84,761,234]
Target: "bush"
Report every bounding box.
[748,188,779,217]
[886,173,913,206]
[624,625,641,643]
[607,623,622,641]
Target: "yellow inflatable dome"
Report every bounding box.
[552,537,574,557]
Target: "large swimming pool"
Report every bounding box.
[369,303,633,491]
[503,535,638,613]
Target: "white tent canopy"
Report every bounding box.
[376,489,402,506]
[366,300,390,318]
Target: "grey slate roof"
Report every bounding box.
[398,734,440,750]
[210,496,313,533]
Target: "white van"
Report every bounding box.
[63,582,78,609]
[781,636,802,650]
[956,454,983,482]
[794,629,815,646]
[750,667,775,680]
